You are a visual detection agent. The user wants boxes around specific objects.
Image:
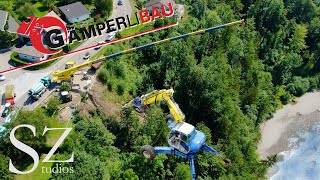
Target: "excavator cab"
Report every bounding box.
[167,123,192,154]
[166,121,205,154]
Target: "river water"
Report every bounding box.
[268,112,320,179]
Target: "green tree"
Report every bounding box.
[1,109,48,159]
[121,168,139,180]
[0,154,13,180]
[287,76,310,96]
[41,0,52,8]
[46,98,61,116]
[173,163,191,180]
[95,0,113,17]
[60,83,71,92]
[14,0,31,9]
[0,31,16,49]
[59,0,77,5]
[285,0,316,23]
[191,0,207,19]
[53,151,111,179]
[16,3,36,20]
[154,18,164,28]
[115,31,122,39]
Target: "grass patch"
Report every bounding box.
[121,24,143,37]
[34,2,49,17]
[46,117,71,146]
[90,46,106,60]
[15,154,54,180]
[129,0,138,24]
[69,40,81,50]
[10,52,28,65]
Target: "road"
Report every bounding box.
[0,0,132,123]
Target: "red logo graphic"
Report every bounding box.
[17,16,68,55]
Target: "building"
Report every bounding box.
[58,2,90,24]
[145,0,184,20]
[145,0,175,13]
[15,45,49,63]
[174,4,184,20]
[0,10,8,31]
[7,15,19,33]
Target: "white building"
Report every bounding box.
[15,45,49,63]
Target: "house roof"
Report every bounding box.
[146,0,174,7]
[7,15,19,33]
[15,45,43,58]
[44,11,66,26]
[58,2,90,20]
[0,10,8,30]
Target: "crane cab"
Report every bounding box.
[167,122,206,154]
[65,62,75,70]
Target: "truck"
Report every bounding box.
[5,85,15,105]
[29,76,52,101]
[60,91,73,103]
[1,103,13,118]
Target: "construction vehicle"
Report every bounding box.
[1,103,14,118]
[123,89,231,179]
[5,85,15,105]
[0,125,7,137]
[65,61,75,70]
[60,91,73,103]
[29,76,51,101]
[52,20,245,83]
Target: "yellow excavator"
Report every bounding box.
[123,89,231,179]
[123,89,185,122]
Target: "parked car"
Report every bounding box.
[95,41,105,50]
[83,52,91,60]
[0,74,5,81]
[118,0,123,5]
[106,27,117,33]
[106,33,115,41]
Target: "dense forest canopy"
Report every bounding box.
[1,0,320,179]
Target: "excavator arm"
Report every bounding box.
[123,89,185,122]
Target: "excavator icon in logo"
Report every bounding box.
[16,16,68,55]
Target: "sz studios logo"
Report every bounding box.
[9,125,74,174]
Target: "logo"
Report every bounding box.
[15,3,175,55]
[17,16,68,55]
[9,124,73,174]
